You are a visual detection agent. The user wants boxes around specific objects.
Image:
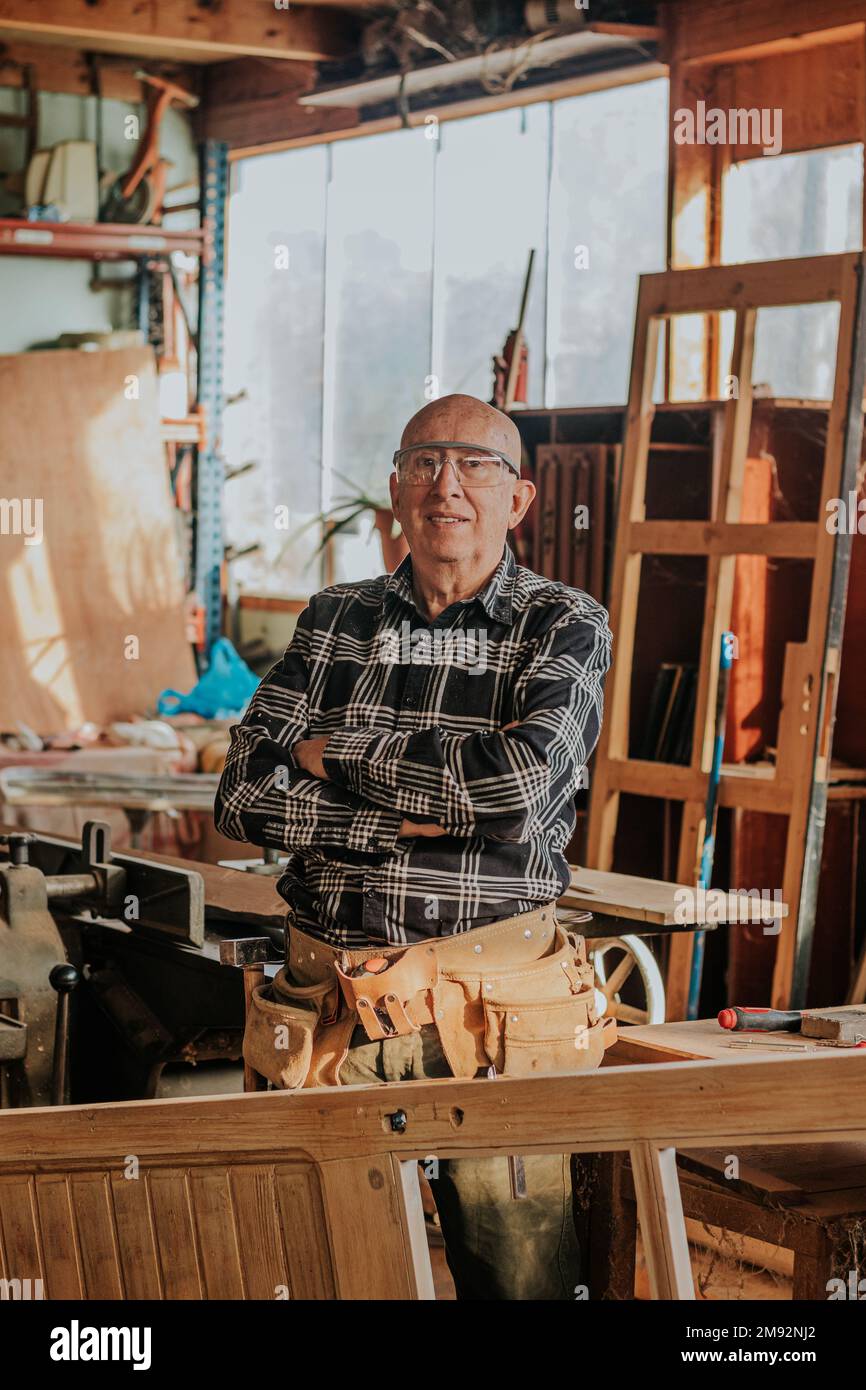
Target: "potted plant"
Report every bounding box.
[309,473,410,573]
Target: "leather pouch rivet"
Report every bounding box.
[524,929,532,938]
[474,944,483,954]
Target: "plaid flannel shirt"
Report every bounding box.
[214,545,611,947]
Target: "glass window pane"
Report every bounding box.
[327,130,436,494]
[547,77,668,407]
[324,129,436,583]
[722,144,862,264]
[434,106,549,406]
[720,145,861,399]
[223,146,328,595]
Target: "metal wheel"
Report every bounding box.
[590,935,666,1026]
[99,170,157,224]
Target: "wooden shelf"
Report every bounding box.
[0,217,205,262]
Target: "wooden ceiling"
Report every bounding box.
[0,0,371,64]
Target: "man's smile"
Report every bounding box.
[425,511,471,527]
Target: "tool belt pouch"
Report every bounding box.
[243,976,335,1090]
[335,945,439,1041]
[479,928,616,1077]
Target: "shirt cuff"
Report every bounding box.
[344,805,404,854]
[322,726,399,795]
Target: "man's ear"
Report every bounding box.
[389,471,400,519]
[508,480,536,529]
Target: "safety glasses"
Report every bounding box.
[393,441,520,488]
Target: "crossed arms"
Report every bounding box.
[213,600,610,856]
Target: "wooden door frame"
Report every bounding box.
[1,1052,865,1300]
[586,251,866,1014]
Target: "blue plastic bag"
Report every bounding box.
[157,638,260,720]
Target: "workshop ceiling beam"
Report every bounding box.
[0,0,357,64]
[664,0,866,65]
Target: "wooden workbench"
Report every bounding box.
[588,1012,866,1299]
[606,1008,866,1064]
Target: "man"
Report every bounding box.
[215,393,613,1300]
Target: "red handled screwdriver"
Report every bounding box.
[718,1006,803,1032]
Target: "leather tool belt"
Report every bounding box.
[243,903,617,1090]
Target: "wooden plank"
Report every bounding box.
[273,1163,336,1300]
[0,0,354,63]
[692,308,756,774]
[603,758,796,814]
[228,1165,289,1300]
[586,286,661,870]
[664,312,756,1016]
[629,520,818,558]
[0,348,196,733]
[187,1168,244,1300]
[396,1159,436,1301]
[641,254,855,317]
[0,1176,42,1284]
[318,1155,416,1301]
[70,1174,123,1298]
[34,1175,82,1299]
[200,55,360,150]
[2,1053,866,1165]
[665,0,866,66]
[724,41,865,159]
[147,1169,202,1299]
[110,1170,163,1299]
[773,255,866,1006]
[561,865,755,927]
[668,799,706,1019]
[629,1143,694,1298]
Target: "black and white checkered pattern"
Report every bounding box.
[215,545,611,947]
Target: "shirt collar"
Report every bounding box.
[383,544,516,625]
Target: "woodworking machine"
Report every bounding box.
[0,822,278,1108]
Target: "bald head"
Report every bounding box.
[400,394,522,473]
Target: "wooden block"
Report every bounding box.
[801,1007,866,1042]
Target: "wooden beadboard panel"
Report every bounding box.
[0,1157,347,1301]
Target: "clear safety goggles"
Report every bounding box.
[392,441,520,488]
